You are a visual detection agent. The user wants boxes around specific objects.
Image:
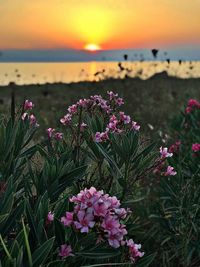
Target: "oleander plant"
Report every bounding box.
[0,92,199,267]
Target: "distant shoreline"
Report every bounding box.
[1,71,200,89]
[1,60,200,63]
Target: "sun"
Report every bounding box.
[84,44,101,52]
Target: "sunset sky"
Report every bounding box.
[0,0,200,51]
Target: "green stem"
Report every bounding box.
[0,234,12,262]
[22,218,33,267]
[76,107,82,166]
[122,161,129,200]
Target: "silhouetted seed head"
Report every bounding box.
[94,71,101,76]
[179,59,182,65]
[166,59,170,64]
[118,62,124,71]
[123,54,128,61]
[151,49,159,58]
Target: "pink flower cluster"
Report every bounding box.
[24,100,34,110]
[165,166,177,176]
[95,131,109,143]
[192,143,200,154]
[21,100,39,127]
[60,93,114,127]
[126,239,144,263]
[154,147,177,177]
[185,99,200,114]
[61,187,143,262]
[59,244,74,258]
[160,147,173,159]
[107,91,124,106]
[169,141,181,154]
[46,211,54,225]
[47,128,63,140]
[59,92,140,143]
[95,112,140,143]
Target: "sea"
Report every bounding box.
[0,61,200,86]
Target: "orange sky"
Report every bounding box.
[0,0,200,50]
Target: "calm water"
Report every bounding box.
[0,61,200,86]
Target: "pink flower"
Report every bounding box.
[165,166,177,176]
[169,140,181,154]
[119,112,131,124]
[109,196,120,208]
[114,208,128,219]
[77,98,90,108]
[22,113,38,127]
[126,239,144,263]
[93,201,108,217]
[115,98,124,106]
[47,128,55,138]
[95,132,102,142]
[80,122,87,132]
[55,132,63,140]
[98,100,111,113]
[192,143,200,152]
[68,104,77,114]
[47,211,54,223]
[188,99,200,108]
[22,112,28,120]
[60,114,72,125]
[131,121,140,131]
[59,244,74,258]
[107,91,118,100]
[24,100,34,110]
[61,212,74,227]
[74,210,95,233]
[160,147,173,158]
[109,115,117,123]
[95,131,109,143]
[185,106,192,114]
[186,99,200,113]
[29,114,39,127]
[108,224,127,248]
[101,215,120,232]
[107,232,122,248]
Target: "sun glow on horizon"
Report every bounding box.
[84,43,101,51]
[69,6,114,50]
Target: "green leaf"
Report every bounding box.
[81,263,132,267]
[76,249,120,259]
[0,213,9,224]
[136,253,157,267]
[32,237,55,267]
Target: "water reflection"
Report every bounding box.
[0,61,199,86]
